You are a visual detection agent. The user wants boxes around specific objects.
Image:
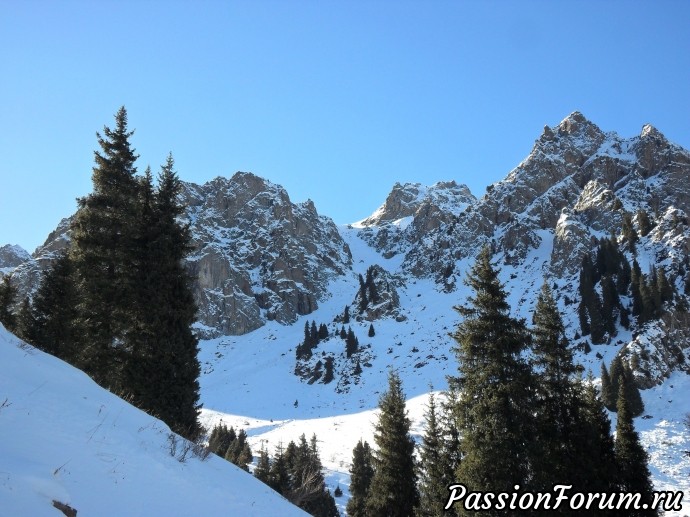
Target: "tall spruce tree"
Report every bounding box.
[614,377,657,516]
[531,283,586,491]
[143,154,201,437]
[366,370,418,517]
[416,391,452,517]
[579,377,618,497]
[346,439,374,517]
[70,106,140,389]
[450,246,536,503]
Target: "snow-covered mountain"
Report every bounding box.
[0,244,30,275]
[0,324,307,516]
[3,112,690,514]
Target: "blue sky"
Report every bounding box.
[1,1,689,252]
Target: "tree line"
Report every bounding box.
[0,108,201,438]
[348,247,657,517]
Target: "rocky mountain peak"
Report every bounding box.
[0,244,31,275]
[360,180,474,227]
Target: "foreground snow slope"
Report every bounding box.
[0,325,306,517]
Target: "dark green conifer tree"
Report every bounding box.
[15,298,36,344]
[254,446,271,484]
[601,362,616,410]
[346,439,374,517]
[0,275,17,332]
[601,275,619,336]
[608,356,624,411]
[622,212,638,252]
[137,154,201,437]
[366,370,418,517]
[579,377,618,496]
[636,209,652,237]
[416,391,452,517]
[614,377,657,516]
[449,246,536,502]
[631,259,644,317]
[622,364,645,417]
[531,283,587,491]
[208,423,235,458]
[345,328,358,358]
[269,442,291,496]
[225,428,253,471]
[310,320,319,344]
[368,323,375,337]
[71,106,140,389]
[29,253,79,362]
[288,434,338,517]
[656,267,674,304]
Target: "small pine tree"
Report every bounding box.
[0,275,17,332]
[614,378,657,516]
[269,442,291,496]
[623,365,645,417]
[365,370,418,516]
[322,356,334,384]
[343,305,350,324]
[346,440,374,517]
[254,446,271,485]
[368,323,375,337]
[29,253,79,362]
[318,323,329,340]
[15,298,36,344]
[601,362,616,410]
[637,209,652,237]
[346,328,359,358]
[579,376,618,494]
[416,391,451,517]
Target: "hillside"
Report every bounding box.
[0,325,306,517]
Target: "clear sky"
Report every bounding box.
[1,1,689,253]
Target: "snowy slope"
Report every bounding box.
[0,325,306,517]
[198,223,690,516]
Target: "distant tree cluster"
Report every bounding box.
[7,108,201,438]
[352,247,657,516]
[208,423,253,470]
[357,266,380,313]
[601,356,644,416]
[254,434,338,517]
[578,234,677,343]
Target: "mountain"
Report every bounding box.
[2,112,690,514]
[0,244,30,275]
[0,324,307,516]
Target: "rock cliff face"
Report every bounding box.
[180,172,352,336]
[356,181,475,259]
[0,245,30,275]
[5,172,352,338]
[360,112,690,282]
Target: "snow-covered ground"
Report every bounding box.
[198,224,690,516]
[0,326,307,517]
